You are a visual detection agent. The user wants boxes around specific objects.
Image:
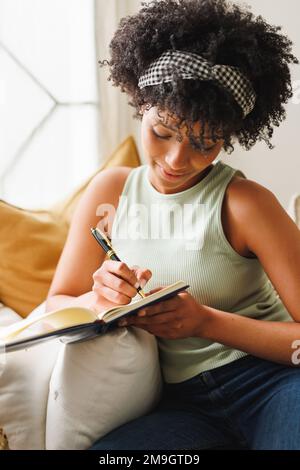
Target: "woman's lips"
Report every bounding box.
[158,165,188,180]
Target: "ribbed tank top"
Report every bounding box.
[111,160,292,383]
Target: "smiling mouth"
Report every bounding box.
[157,164,189,178]
[164,170,186,176]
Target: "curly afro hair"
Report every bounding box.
[99,0,298,153]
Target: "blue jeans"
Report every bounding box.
[90,354,300,450]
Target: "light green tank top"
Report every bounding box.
[111,160,292,383]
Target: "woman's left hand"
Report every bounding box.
[117,287,212,339]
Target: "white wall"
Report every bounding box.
[220,0,300,210]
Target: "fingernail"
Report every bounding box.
[140,279,147,288]
[134,282,140,289]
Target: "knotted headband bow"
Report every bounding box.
[138,50,256,118]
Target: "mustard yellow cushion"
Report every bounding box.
[0,203,69,318]
[0,136,141,317]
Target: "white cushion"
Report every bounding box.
[0,303,23,326]
[46,326,162,450]
[0,302,61,449]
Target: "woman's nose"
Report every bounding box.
[165,147,189,170]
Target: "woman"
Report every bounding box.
[46,0,300,449]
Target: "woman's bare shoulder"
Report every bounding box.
[222,174,273,259]
[226,174,273,205]
[93,165,134,185]
[91,165,134,203]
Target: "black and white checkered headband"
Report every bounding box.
[138,50,256,118]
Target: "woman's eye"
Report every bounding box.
[152,129,171,140]
[152,128,216,152]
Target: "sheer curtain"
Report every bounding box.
[95,0,145,162]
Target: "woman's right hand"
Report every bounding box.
[91,260,152,308]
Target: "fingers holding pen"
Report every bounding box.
[92,260,152,305]
[129,265,152,289]
[103,260,151,290]
[91,228,152,300]
[93,262,136,302]
[92,278,133,304]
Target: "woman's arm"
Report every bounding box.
[201,308,300,365]
[46,292,117,313]
[202,179,300,365]
[46,166,132,313]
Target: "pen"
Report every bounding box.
[90,227,146,298]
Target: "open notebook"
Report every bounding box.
[0,280,189,352]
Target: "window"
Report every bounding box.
[0,0,100,209]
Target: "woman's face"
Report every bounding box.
[141,106,224,194]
